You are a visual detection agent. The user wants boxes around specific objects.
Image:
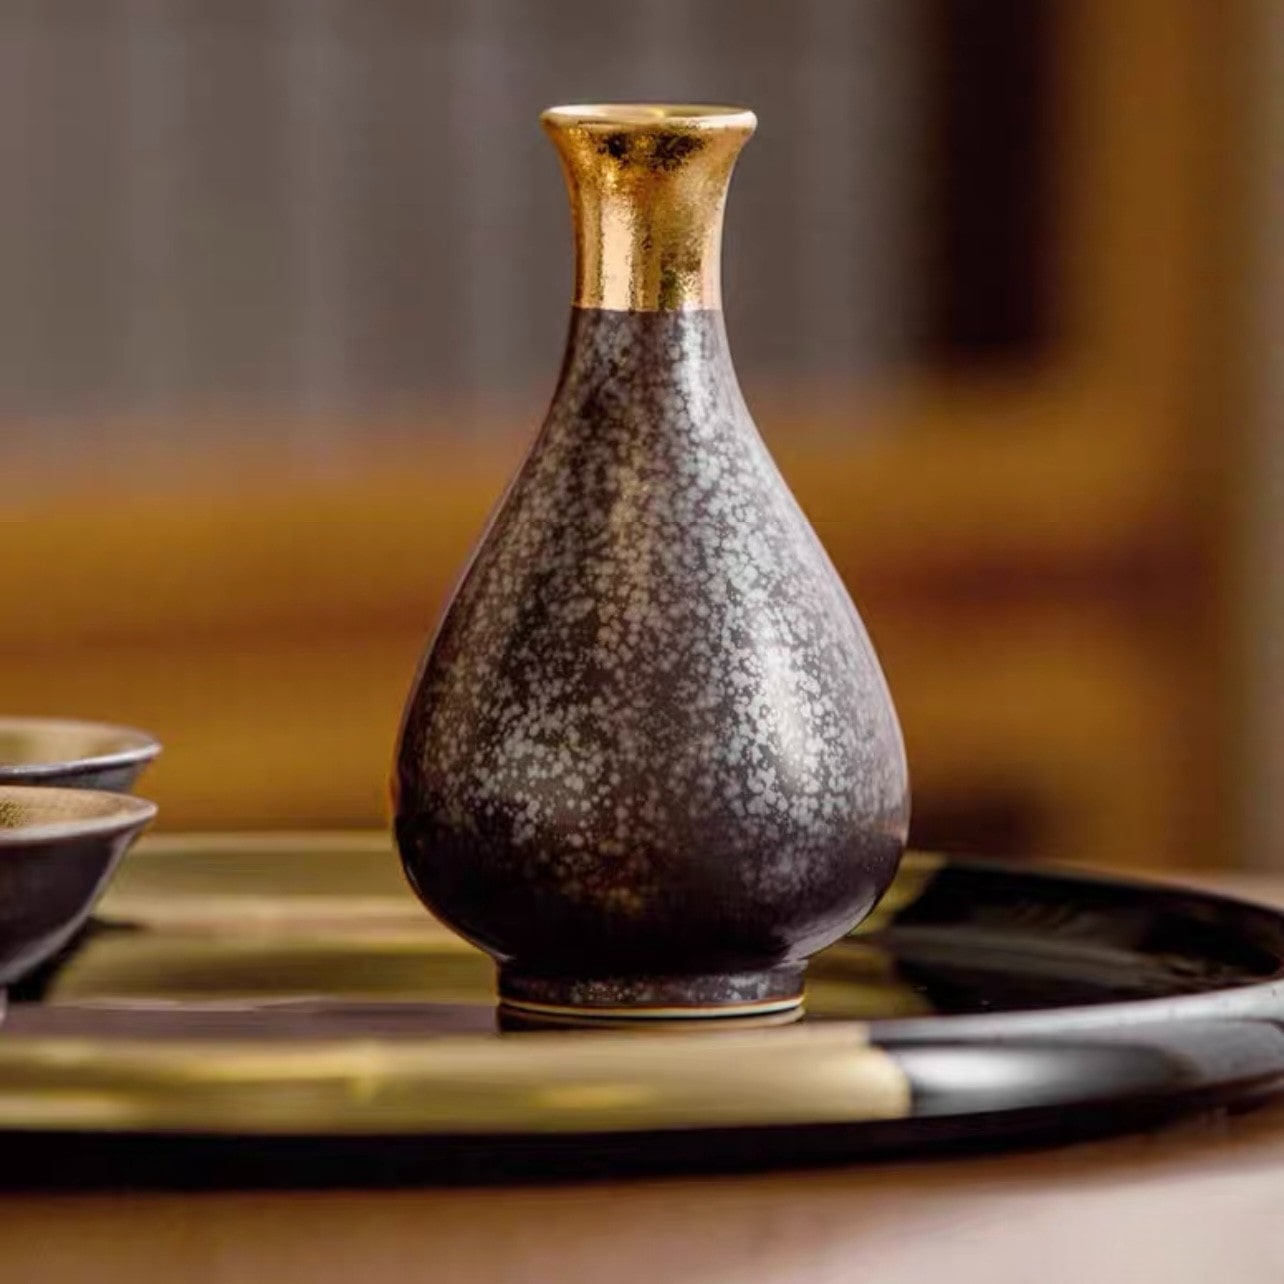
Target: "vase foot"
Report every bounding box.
[497,965,805,1021]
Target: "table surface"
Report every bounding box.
[5,870,1282,1284]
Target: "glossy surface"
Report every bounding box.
[0,717,160,792]
[397,312,907,1015]
[0,833,1281,1187]
[0,786,156,985]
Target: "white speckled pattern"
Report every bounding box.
[396,309,908,1005]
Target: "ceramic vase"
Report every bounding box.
[395,104,909,1019]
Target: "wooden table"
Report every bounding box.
[4,873,1281,1283]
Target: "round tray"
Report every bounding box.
[3,834,1284,1187]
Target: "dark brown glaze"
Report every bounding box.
[395,309,908,1013]
[5,762,149,793]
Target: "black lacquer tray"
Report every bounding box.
[3,834,1284,1188]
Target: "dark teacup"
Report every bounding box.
[0,785,157,984]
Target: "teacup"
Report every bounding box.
[0,717,160,793]
[0,785,157,985]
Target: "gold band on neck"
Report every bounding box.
[541,104,756,313]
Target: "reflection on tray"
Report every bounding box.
[23,834,1284,1039]
[46,925,934,1024]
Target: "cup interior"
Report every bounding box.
[0,718,159,775]
[0,785,157,841]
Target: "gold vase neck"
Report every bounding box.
[541,104,756,313]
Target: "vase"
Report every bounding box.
[394,103,909,1020]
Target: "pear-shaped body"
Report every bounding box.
[395,104,908,1017]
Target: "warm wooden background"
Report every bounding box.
[0,1,1248,870]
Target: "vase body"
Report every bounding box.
[395,105,909,1018]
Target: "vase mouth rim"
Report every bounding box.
[542,103,757,132]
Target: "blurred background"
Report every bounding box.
[1,0,1276,871]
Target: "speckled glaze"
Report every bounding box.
[395,308,909,1015]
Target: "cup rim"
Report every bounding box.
[0,717,162,780]
[0,784,158,845]
[541,103,757,132]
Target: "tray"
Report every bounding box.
[3,833,1284,1187]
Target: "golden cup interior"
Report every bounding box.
[0,785,156,840]
[0,718,158,772]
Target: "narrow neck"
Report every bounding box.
[541,104,756,314]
